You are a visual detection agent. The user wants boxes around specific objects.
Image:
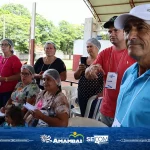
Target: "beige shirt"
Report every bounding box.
[27,90,69,127]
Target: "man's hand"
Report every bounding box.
[85,64,105,79]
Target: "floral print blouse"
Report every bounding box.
[11,82,40,108]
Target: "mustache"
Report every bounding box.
[127,40,143,47]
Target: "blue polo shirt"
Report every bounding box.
[114,63,150,127]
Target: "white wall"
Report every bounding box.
[73,39,84,55]
[73,39,112,56]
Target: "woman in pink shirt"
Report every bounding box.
[0,38,22,108]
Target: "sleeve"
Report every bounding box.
[34,57,42,74]
[12,56,22,74]
[53,94,69,115]
[56,58,66,73]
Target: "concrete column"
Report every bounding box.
[82,18,93,56]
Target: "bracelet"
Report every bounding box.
[5,77,8,82]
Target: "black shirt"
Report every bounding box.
[34,57,66,89]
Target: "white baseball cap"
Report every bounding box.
[114,4,150,29]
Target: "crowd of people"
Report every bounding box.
[0,4,150,127]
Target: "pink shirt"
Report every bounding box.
[0,55,22,93]
[93,46,136,118]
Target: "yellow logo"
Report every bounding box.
[69,132,84,141]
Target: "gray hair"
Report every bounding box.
[44,41,56,50]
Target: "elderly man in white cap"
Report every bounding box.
[112,4,150,127]
[85,17,135,127]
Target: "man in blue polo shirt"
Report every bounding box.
[112,4,150,127]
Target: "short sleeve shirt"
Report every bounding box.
[11,82,40,108]
[35,90,69,127]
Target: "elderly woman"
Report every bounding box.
[1,64,40,114]
[34,41,67,90]
[26,69,69,127]
[74,38,103,117]
[0,38,22,108]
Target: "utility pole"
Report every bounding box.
[29,2,36,66]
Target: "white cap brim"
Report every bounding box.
[114,13,150,29]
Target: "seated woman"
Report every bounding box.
[25,69,69,127]
[1,64,40,115]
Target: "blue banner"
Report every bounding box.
[0,127,150,150]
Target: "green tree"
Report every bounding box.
[0,4,31,53]
[0,4,84,55]
[59,20,83,59]
[100,33,109,40]
[1,3,31,17]
[0,13,30,53]
[35,14,55,46]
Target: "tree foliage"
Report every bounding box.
[0,4,83,54]
[1,4,31,17]
[59,20,83,55]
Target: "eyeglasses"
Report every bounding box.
[0,44,10,47]
[21,72,31,77]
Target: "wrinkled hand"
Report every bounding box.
[31,109,44,120]
[89,64,105,79]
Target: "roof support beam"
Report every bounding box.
[93,3,131,7]
[93,1,150,7]
[97,12,129,15]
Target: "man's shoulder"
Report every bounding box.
[102,46,113,52]
[98,46,113,56]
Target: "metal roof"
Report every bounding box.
[83,0,150,25]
